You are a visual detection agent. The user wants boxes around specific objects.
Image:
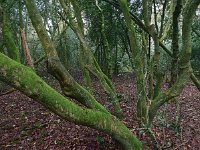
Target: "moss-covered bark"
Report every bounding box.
[1,5,20,62]
[191,73,200,91]
[149,25,163,99]
[148,67,192,124]
[59,0,123,118]
[24,0,108,114]
[0,52,142,150]
[170,0,182,85]
[148,0,200,124]
[160,0,176,41]
[69,0,92,91]
[95,0,112,78]
[142,0,154,100]
[118,0,199,127]
[118,0,148,124]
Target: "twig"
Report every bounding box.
[174,140,189,150]
[0,88,16,96]
[191,73,200,91]
[138,127,160,149]
[34,55,46,66]
[147,128,160,150]
[103,0,173,57]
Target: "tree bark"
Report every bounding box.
[19,0,34,68]
[191,73,200,91]
[118,0,200,126]
[118,0,148,124]
[149,0,200,124]
[59,0,123,117]
[0,52,142,150]
[20,29,34,68]
[69,0,92,91]
[170,0,182,85]
[1,5,20,62]
[95,0,112,78]
[24,0,108,114]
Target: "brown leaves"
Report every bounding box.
[0,73,199,149]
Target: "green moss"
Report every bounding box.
[0,52,142,149]
[2,20,20,62]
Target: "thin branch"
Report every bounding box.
[0,88,16,96]
[192,26,200,37]
[153,0,159,33]
[174,140,190,150]
[191,73,200,91]
[34,55,46,65]
[104,0,200,92]
[159,0,168,37]
[103,0,173,57]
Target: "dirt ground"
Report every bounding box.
[0,73,199,150]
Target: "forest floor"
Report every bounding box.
[0,72,200,150]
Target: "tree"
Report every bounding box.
[19,0,34,68]
[0,0,200,149]
[117,0,199,147]
[0,52,142,150]
[58,0,123,117]
[0,2,20,62]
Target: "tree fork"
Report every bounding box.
[149,0,200,124]
[59,0,123,118]
[0,52,142,150]
[1,4,20,62]
[170,0,182,86]
[104,0,200,93]
[24,0,109,114]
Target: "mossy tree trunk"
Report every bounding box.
[0,52,142,150]
[59,0,123,118]
[141,0,154,100]
[69,0,92,91]
[1,3,20,62]
[170,0,182,86]
[191,73,200,91]
[149,25,164,99]
[24,0,108,114]
[118,0,148,124]
[159,0,176,42]
[118,0,200,127]
[149,0,200,124]
[19,0,34,68]
[95,0,112,78]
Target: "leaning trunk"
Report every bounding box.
[0,52,142,150]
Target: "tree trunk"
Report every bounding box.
[1,5,20,62]
[20,29,34,68]
[149,0,200,124]
[19,0,34,68]
[0,52,142,150]
[118,0,200,126]
[170,0,182,86]
[59,0,123,118]
[118,0,148,124]
[69,0,92,91]
[191,73,200,91]
[24,0,108,114]
[95,0,112,78]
